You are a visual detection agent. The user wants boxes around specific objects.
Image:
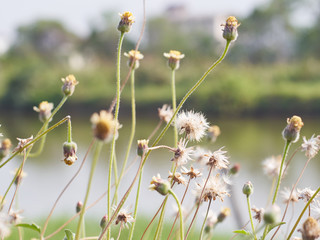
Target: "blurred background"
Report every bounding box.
[1,0,320,238]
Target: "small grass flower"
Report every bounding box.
[281,187,299,204]
[171,138,193,166]
[14,136,33,152]
[61,74,79,96]
[298,188,319,203]
[181,165,202,179]
[137,139,149,157]
[192,146,208,165]
[0,138,12,159]
[176,110,209,142]
[118,11,135,33]
[168,171,187,185]
[282,115,304,143]
[158,104,173,123]
[124,50,143,69]
[217,207,231,223]
[298,217,320,240]
[149,174,171,196]
[11,168,27,185]
[222,16,240,41]
[0,211,11,238]
[33,101,54,122]
[163,50,185,70]
[301,135,320,159]
[115,207,134,228]
[252,207,265,223]
[90,110,121,143]
[207,125,221,142]
[262,155,283,178]
[205,147,230,170]
[63,141,78,165]
[195,174,230,202]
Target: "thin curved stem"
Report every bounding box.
[169,189,184,240]
[200,199,212,240]
[41,138,95,238]
[75,141,103,240]
[287,187,320,240]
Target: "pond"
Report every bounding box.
[1,110,320,235]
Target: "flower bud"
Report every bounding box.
[117,11,135,33]
[229,163,240,175]
[137,139,149,157]
[124,50,144,69]
[263,204,280,225]
[61,74,79,96]
[163,50,185,70]
[0,138,12,160]
[100,214,108,229]
[282,115,304,143]
[242,181,254,197]
[149,174,171,196]
[33,101,54,123]
[217,207,231,223]
[222,16,240,42]
[63,141,78,165]
[76,201,83,213]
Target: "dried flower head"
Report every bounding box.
[14,136,33,153]
[8,209,23,224]
[217,207,231,223]
[311,200,320,220]
[61,74,78,96]
[33,101,54,123]
[168,171,187,185]
[90,110,121,143]
[282,115,304,143]
[118,11,135,33]
[176,110,209,142]
[63,141,78,165]
[181,165,202,179]
[10,168,27,185]
[163,50,185,70]
[206,210,218,228]
[301,135,320,159]
[171,138,193,166]
[298,217,320,240]
[115,207,134,228]
[205,147,230,170]
[222,16,240,41]
[192,146,208,165]
[252,207,265,223]
[281,187,299,204]
[262,155,283,178]
[0,211,11,238]
[149,174,171,196]
[124,50,144,69]
[158,104,173,123]
[207,125,221,142]
[298,188,319,203]
[137,139,149,157]
[0,138,12,159]
[195,174,230,202]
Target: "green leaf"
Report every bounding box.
[64,229,75,240]
[15,223,41,233]
[267,222,286,234]
[233,229,251,235]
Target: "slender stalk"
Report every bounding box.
[75,141,103,240]
[99,41,231,239]
[185,165,214,239]
[168,189,184,240]
[246,196,257,240]
[171,69,178,148]
[287,187,320,240]
[271,156,313,240]
[168,178,191,240]
[199,199,212,240]
[115,69,136,203]
[128,169,143,240]
[272,140,291,204]
[112,153,119,205]
[148,120,163,140]
[116,224,123,240]
[106,31,125,240]
[67,118,72,142]
[41,139,95,238]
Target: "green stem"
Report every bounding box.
[247,196,257,240]
[286,188,320,239]
[200,199,212,240]
[106,31,125,240]
[112,153,119,204]
[171,69,178,148]
[75,141,103,240]
[154,196,167,240]
[169,189,184,240]
[98,41,231,239]
[1,116,70,206]
[272,140,291,204]
[128,169,143,240]
[67,118,72,142]
[262,224,269,240]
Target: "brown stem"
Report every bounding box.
[148,120,163,140]
[185,166,213,239]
